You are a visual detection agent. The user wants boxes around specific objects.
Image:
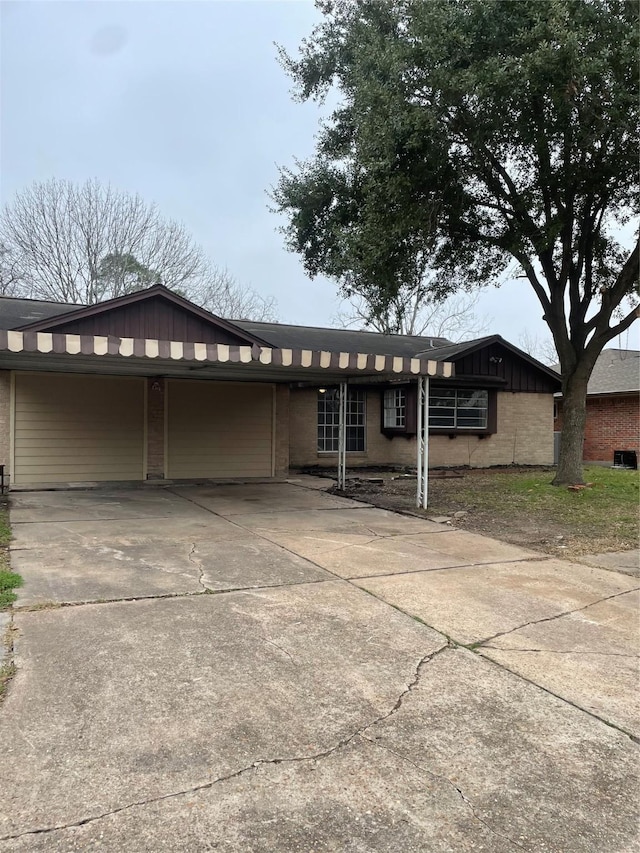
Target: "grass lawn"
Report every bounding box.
[0,500,21,609]
[341,465,639,557]
[0,498,20,702]
[430,465,639,555]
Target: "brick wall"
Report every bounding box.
[0,371,10,483]
[290,387,554,469]
[556,394,640,462]
[146,378,165,478]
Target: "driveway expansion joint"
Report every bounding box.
[481,646,640,658]
[10,576,334,613]
[0,643,450,843]
[349,554,550,582]
[473,586,640,648]
[474,650,640,745]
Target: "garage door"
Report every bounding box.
[13,373,145,485]
[167,380,273,479]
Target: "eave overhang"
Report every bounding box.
[0,330,454,384]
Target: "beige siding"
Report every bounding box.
[274,384,290,477]
[0,371,10,483]
[14,373,144,484]
[167,380,273,479]
[290,388,554,469]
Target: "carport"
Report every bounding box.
[0,327,452,505]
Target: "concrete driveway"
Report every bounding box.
[1,480,638,851]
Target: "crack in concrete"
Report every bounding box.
[363,738,527,851]
[482,646,640,658]
[12,529,203,588]
[186,542,209,592]
[475,586,640,648]
[11,577,333,613]
[6,486,636,843]
[0,644,449,842]
[263,637,296,664]
[168,490,353,589]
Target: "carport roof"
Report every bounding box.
[0,329,454,383]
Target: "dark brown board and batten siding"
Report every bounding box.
[35,296,251,345]
[450,343,558,393]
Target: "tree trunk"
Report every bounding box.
[553,369,590,485]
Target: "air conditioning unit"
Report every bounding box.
[613,450,637,469]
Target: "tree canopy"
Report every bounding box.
[274,0,639,483]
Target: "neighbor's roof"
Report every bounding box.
[586,349,640,395]
[0,295,81,329]
[234,320,450,357]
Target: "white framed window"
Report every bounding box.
[383,388,406,428]
[429,388,489,429]
[317,388,366,452]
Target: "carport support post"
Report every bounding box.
[416,376,429,509]
[337,381,347,490]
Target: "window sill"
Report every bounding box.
[429,429,494,437]
[381,428,417,438]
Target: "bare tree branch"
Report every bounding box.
[187,267,279,321]
[0,178,278,321]
[334,289,491,341]
[518,330,559,366]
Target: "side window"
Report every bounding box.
[383,388,406,428]
[429,388,491,431]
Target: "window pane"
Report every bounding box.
[383,388,405,428]
[428,388,488,429]
[318,388,366,451]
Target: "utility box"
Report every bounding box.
[613,450,638,469]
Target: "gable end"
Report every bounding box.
[16,285,269,346]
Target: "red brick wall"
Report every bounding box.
[554,394,640,462]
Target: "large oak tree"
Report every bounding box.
[274,0,639,484]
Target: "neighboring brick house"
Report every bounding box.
[0,285,560,488]
[554,349,640,464]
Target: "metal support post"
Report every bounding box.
[416,376,429,508]
[337,381,347,490]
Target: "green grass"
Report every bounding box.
[428,465,639,554]
[0,502,20,609]
[0,570,22,609]
[0,660,16,701]
[0,506,10,548]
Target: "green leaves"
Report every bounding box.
[274,0,638,345]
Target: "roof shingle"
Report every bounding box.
[0,296,81,330]
[584,349,640,395]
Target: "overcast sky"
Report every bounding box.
[1,1,636,350]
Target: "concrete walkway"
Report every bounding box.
[578,547,640,578]
[0,482,638,851]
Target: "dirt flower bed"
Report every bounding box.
[330,465,639,558]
